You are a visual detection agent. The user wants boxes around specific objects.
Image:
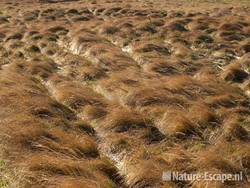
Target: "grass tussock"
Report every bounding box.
[222,63,249,83]
[79,105,107,121]
[240,58,250,74]
[222,115,249,141]
[102,108,151,133]
[196,151,240,174]
[125,160,166,188]
[29,155,93,177]
[73,120,96,136]
[49,81,106,111]
[12,126,99,159]
[188,103,217,126]
[125,87,187,108]
[159,110,199,138]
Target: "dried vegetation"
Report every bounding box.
[0,0,250,187]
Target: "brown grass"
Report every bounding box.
[101,108,151,133]
[0,0,250,187]
[222,63,249,83]
[159,110,199,138]
[48,80,106,111]
[188,102,217,126]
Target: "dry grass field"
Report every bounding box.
[0,0,250,187]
